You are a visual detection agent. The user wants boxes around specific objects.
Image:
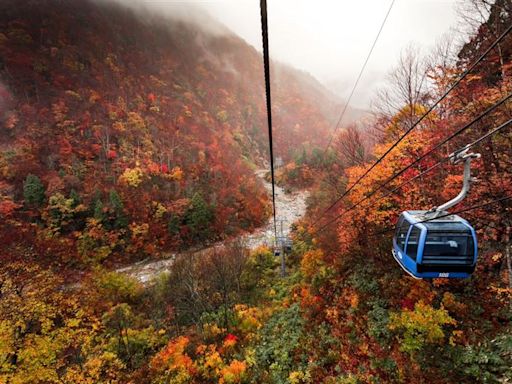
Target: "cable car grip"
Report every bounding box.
[426,146,481,218]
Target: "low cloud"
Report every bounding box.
[95,0,232,37]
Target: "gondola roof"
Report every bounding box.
[401,210,469,226]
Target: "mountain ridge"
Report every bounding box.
[0,0,350,266]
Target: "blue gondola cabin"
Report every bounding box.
[392,210,478,279]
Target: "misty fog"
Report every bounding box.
[114,0,461,109]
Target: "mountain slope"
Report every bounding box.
[0,0,340,266]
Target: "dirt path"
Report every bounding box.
[116,170,309,283]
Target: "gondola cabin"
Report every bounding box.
[284,239,293,253]
[392,211,477,279]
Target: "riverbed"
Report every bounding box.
[116,170,309,283]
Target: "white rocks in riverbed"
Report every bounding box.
[117,169,308,284]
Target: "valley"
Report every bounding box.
[0,0,511,383]
[117,169,309,283]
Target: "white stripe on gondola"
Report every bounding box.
[391,249,421,280]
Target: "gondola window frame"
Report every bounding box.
[396,216,410,251]
[405,225,421,261]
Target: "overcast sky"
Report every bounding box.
[139,0,461,108]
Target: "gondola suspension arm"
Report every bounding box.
[428,146,481,217]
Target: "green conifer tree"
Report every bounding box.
[109,190,127,229]
[23,174,45,206]
[185,193,214,243]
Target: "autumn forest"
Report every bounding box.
[0,0,511,383]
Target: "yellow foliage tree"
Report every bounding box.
[300,249,325,281]
[389,301,457,355]
[119,167,144,188]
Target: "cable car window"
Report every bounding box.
[424,222,468,232]
[396,222,410,250]
[405,226,420,261]
[396,215,405,229]
[424,232,474,257]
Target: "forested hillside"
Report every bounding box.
[0,0,511,383]
[288,1,512,382]
[0,0,344,269]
